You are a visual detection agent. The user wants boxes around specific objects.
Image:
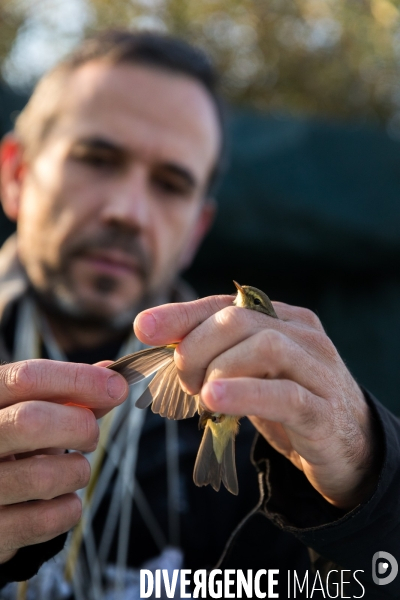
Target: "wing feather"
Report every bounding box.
[182,393,198,419]
[221,434,238,495]
[158,371,198,420]
[150,362,176,415]
[193,423,221,492]
[109,345,198,421]
[155,366,198,420]
[107,346,174,385]
[135,387,154,409]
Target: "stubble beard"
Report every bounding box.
[29,227,155,332]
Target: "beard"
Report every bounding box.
[30,226,155,332]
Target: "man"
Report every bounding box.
[0,29,398,599]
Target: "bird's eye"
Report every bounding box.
[253,298,261,305]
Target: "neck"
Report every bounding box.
[27,287,135,353]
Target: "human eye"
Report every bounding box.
[152,166,195,199]
[69,142,125,170]
[153,176,189,196]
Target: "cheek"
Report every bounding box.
[20,161,103,254]
[17,181,59,266]
[18,187,73,270]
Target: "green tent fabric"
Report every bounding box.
[1,86,400,413]
[185,111,400,414]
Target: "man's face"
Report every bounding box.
[12,62,219,327]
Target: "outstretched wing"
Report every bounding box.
[107,345,175,384]
[107,345,198,420]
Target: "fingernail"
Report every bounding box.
[208,381,225,403]
[107,374,127,400]
[135,312,156,339]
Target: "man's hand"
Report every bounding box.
[134,295,379,510]
[0,359,128,564]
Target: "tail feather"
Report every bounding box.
[220,434,238,495]
[193,423,221,491]
[193,420,239,495]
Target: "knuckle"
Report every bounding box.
[177,302,195,332]
[217,305,246,330]
[33,495,82,540]
[70,363,97,397]
[9,401,46,441]
[1,361,38,400]
[252,330,287,378]
[24,455,90,500]
[329,396,342,417]
[296,307,323,330]
[26,459,51,499]
[31,505,60,540]
[257,329,286,358]
[22,505,51,542]
[288,383,318,428]
[1,495,82,549]
[254,378,267,404]
[306,330,339,362]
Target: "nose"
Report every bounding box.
[100,165,150,231]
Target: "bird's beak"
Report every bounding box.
[233,280,244,294]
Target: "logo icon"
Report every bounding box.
[372,551,398,585]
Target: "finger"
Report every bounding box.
[0,453,90,505]
[248,416,301,467]
[15,448,67,459]
[202,378,360,474]
[173,306,300,394]
[94,360,115,367]
[134,295,234,345]
[201,377,328,445]
[134,294,324,345]
[204,329,333,398]
[0,401,100,456]
[270,302,325,332]
[136,298,332,389]
[0,360,128,410]
[92,360,121,417]
[0,493,82,556]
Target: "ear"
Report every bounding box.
[0,133,26,222]
[179,199,216,270]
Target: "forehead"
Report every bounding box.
[50,61,220,182]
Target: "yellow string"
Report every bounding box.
[64,410,115,582]
[16,581,28,600]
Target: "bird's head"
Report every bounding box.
[233,281,278,318]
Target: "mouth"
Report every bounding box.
[77,249,144,278]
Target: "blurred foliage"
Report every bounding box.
[0,1,24,65]
[3,0,400,129]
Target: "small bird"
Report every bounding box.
[108,282,278,495]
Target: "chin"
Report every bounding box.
[75,274,143,314]
[76,291,140,327]
[34,285,137,330]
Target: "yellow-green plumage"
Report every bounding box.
[108,282,277,495]
[209,415,240,463]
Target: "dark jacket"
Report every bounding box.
[0,237,398,599]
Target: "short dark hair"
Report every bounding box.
[15,29,226,196]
